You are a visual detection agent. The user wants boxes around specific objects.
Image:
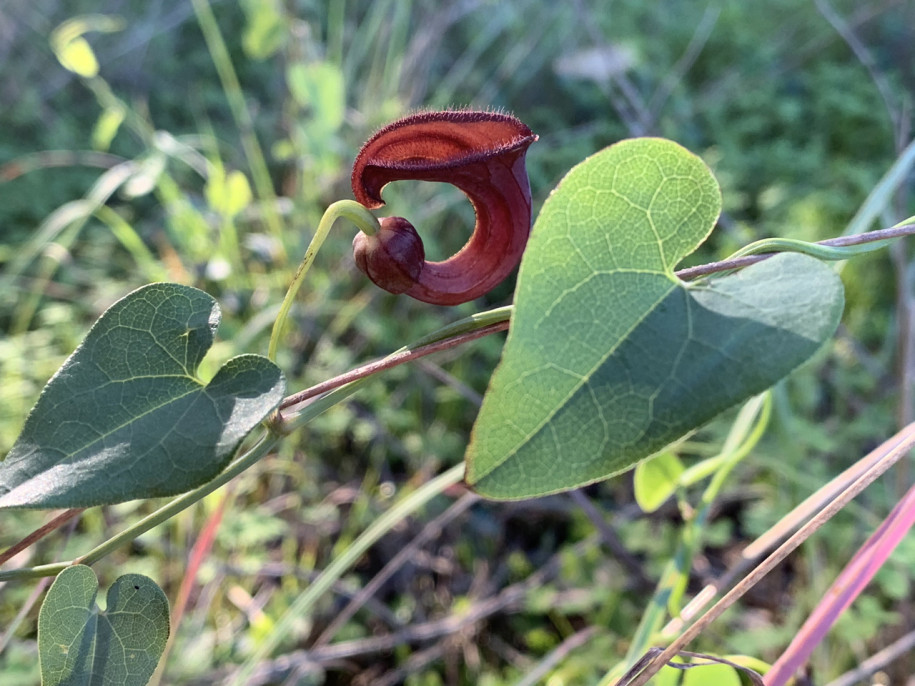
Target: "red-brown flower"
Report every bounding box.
[351,110,537,305]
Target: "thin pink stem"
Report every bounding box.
[765,466,915,684]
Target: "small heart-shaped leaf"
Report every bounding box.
[0,283,285,508]
[634,452,684,513]
[39,565,169,686]
[466,138,844,499]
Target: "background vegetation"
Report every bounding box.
[1,0,913,683]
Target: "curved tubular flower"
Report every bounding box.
[351,110,537,305]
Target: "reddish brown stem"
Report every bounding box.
[0,508,84,567]
[280,320,510,412]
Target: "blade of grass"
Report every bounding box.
[665,416,910,638]
[842,137,915,240]
[765,472,915,684]
[93,205,169,281]
[190,0,287,261]
[617,422,915,686]
[3,162,137,332]
[326,0,345,67]
[380,0,413,98]
[825,629,915,686]
[310,491,481,648]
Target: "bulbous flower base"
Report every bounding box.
[353,217,425,294]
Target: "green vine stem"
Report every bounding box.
[0,431,279,582]
[267,199,381,361]
[728,235,897,262]
[676,223,915,281]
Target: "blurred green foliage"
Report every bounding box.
[1,0,914,683]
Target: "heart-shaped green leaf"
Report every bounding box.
[466,138,844,499]
[39,565,169,686]
[0,283,285,508]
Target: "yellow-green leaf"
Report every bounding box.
[206,165,253,218]
[633,452,685,513]
[50,15,125,78]
[56,37,99,78]
[286,61,346,133]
